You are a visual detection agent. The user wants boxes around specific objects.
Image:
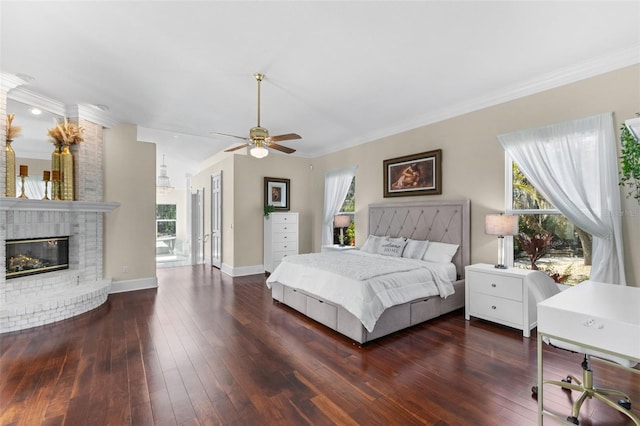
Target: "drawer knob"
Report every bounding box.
[491,283,497,288]
[491,305,497,310]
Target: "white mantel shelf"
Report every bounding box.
[0,198,120,212]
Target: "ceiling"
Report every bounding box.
[2,1,639,187]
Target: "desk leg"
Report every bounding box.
[538,332,544,425]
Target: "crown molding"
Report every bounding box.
[0,72,30,92]
[7,87,66,116]
[8,87,118,128]
[66,104,118,128]
[307,45,640,158]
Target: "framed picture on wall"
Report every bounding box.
[383,149,442,197]
[264,177,290,211]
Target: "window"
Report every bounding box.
[156,204,177,238]
[507,160,591,285]
[333,177,355,245]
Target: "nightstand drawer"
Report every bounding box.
[470,271,523,301]
[470,293,523,326]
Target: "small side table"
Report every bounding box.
[465,263,539,337]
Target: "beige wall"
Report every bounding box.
[104,123,157,282]
[176,65,640,285]
[309,65,640,286]
[192,150,314,270]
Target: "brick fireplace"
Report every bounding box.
[1,81,119,333]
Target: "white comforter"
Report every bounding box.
[266,250,455,332]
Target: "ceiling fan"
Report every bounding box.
[212,73,301,158]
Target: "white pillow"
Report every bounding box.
[402,239,430,260]
[361,235,388,253]
[378,237,407,257]
[422,241,459,263]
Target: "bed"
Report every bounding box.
[266,200,470,344]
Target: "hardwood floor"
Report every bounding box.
[1,265,638,425]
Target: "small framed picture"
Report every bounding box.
[264,177,290,211]
[383,149,442,197]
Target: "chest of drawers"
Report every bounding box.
[264,212,298,273]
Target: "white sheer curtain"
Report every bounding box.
[16,177,48,200]
[498,112,626,285]
[322,166,356,246]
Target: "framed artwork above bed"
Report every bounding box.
[383,149,442,197]
[264,177,290,211]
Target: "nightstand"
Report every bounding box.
[321,245,357,253]
[465,263,538,337]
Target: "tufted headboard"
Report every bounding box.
[368,200,470,279]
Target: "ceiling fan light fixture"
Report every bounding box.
[250,143,269,159]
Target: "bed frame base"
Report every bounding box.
[271,280,465,344]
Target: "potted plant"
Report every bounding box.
[263,204,276,218]
[619,118,640,203]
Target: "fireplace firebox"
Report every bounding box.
[6,237,69,279]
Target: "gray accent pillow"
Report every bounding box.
[378,237,407,257]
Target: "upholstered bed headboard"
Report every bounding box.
[368,200,471,279]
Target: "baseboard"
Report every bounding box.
[221,263,265,277]
[109,276,158,294]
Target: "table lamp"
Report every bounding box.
[334,215,351,246]
[485,213,518,269]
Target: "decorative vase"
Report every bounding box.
[60,145,74,200]
[51,143,62,200]
[5,139,16,197]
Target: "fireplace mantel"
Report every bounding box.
[0,198,119,213]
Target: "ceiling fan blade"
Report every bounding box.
[268,143,296,154]
[267,133,302,143]
[210,131,250,141]
[224,144,249,152]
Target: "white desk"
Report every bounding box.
[537,281,640,425]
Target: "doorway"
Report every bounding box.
[210,171,222,269]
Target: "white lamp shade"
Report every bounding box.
[334,215,351,228]
[485,214,518,236]
[250,146,269,158]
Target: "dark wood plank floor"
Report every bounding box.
[1,265,638,425]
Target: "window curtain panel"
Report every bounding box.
[16,177,48,200]
[498,112,626,285]
[322,166,356,246]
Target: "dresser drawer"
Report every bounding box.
[470,293,523,326]
[271,213,298,225]
[272,231,297,243]
[273,249,297,262]
[272,223,296,233]
[469,271,523,301]
[273,241,297,252]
